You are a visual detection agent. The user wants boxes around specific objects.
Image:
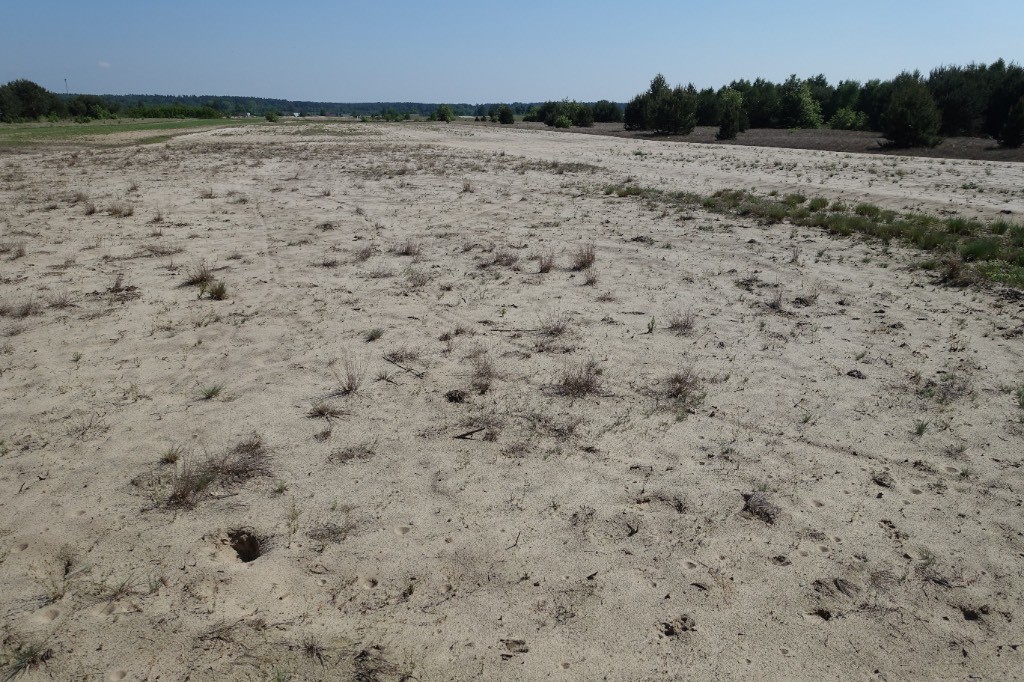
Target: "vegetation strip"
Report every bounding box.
[603,184,1024,290]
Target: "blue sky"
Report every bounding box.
[3,1,1021,102]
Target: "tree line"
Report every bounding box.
[623,59,1024,147]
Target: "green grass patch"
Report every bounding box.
[0,118,245,147]
[601,182,1024,292]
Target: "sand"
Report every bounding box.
[1,121,1023,680]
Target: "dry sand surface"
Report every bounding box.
[1,122,1023,680]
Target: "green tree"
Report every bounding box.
[716,88,745,140]
[828,107,868,130]
[999,95,1024,147]
[433,104,455,122]
[650,85,697,135]
[882,72,941,147]
[592,100,623,123]
[778,75,823,128]
[497,104,515,124]
[0,79,62,122]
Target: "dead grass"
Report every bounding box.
[667,310,695,336]
[557,360,602,397]
[570,243,596,271]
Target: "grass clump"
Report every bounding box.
[557,360,602,397]
[570,244,596,271]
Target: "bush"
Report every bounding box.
[829,107,869,130]
[883,72,941,147]
[265,111,279,122]
[999,95,1024,148]
[497,104,514,125]
[553,115,572,128]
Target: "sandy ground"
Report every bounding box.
[1,122,1023,681]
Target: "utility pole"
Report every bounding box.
[64,78,68,95]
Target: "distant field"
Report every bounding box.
[0,118,246,147]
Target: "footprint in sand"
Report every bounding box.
[359,576,379,589]
[394,526,411,535]
[34,607,61,623]
[106,671,127,681]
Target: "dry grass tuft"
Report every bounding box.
[570,243,596,271]
[667,310,695,336]
[557,360,602,397]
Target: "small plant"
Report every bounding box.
[199,384,224,401]
[469,353,499,394]
[667,310,695,336]
[582,268,599,286]
[353,244,377,262]
[329,441,377,463]
[570,243,596,271]
[537,251,555,273]
[1015,386,1024,410]
[308,401,344,420]
[1,638,52,678]
[538,312,570,338]
[393,239,421,257]
[207,281,228,300]
[106,201,134,218]
[182,261,214,287]
[646,316,656,334]
[557,360,602,397]
[664,368,705,418]
[160,443,184,464]
[364,328,384,342]
[914,419,930,436]
[334,357,364,396]
[462,179,473,193]
[71,352,82,363]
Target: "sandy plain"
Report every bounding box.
[1,121,1023,680]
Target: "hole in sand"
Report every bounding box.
[228,529,263,563]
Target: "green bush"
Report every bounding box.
[592,100,623,123]
[882,72,941,147]
[497,104,514,124]
[265,111,279,122]
[553,115,572,128]
[828,107,869,130]
[778,75,823,128]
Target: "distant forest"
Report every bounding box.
[2,57,1022,148]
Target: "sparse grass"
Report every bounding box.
[667,310,695,336]
[353,244,377,262]
[914,419,930,437]
[570,243,596,271]
[182,261,214,287]
[106,201,134,218]
[469,353,500,394]
[1014,386,1024,410]
[364,328,384,342]
[1,638,52,679]
[207,281,228,300]
[160,443,184,465]
[333,357,365,396]
[557,360,602,397]
[582,267,599,286]
[393,239,421,257]
[329,441,376,463]
[0,298,40,319]
[538,312,571,337]
[537,251,555,273]
[198,384,224,401]
[404,267,430,288]
[167,434,268,508]
[601,184,1024,290]
[663,368,705,418]
[308,400,345,420]
[383,346,420,364]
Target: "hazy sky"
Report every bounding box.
[3,1,1021,102]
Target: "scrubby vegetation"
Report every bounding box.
[602,183,1024,289]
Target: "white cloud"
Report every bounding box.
[98,61,111,69]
